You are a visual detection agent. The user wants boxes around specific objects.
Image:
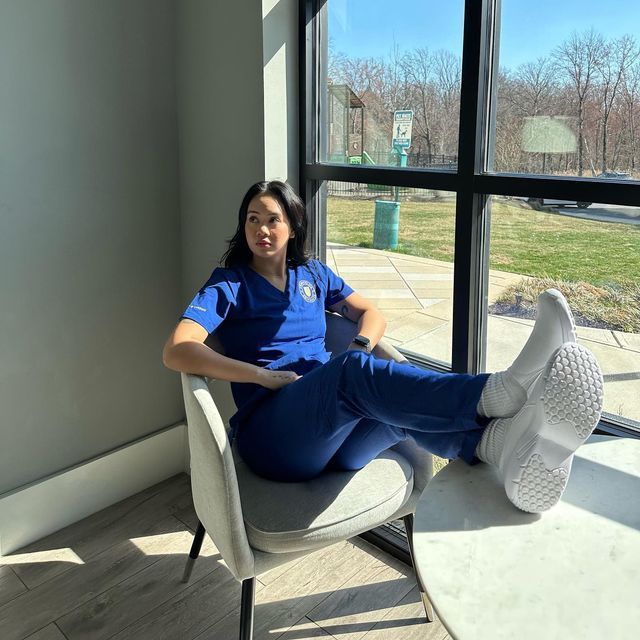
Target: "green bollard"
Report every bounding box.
[373,200,400,250]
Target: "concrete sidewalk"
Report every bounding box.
[327,243,640,424]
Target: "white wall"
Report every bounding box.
[0,0,183,494]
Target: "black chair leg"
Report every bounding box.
[182,521,206,583]
[403,514,435,622]
[239,577,256,640]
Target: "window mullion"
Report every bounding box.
[451,0,494,374]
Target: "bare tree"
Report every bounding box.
[327,37,347,84]
[621,60,640,170]
[433,49,461,156]
[383,42,408,112]
[595,34,640,171]
[554,29,606,175]
[401,47,436,162]
[494,69,524,171]
[515,57,557,117]
[502,57,560,173]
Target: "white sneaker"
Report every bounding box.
[499,342,603,513]
[507,289,577,393]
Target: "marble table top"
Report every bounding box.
[413,436,640,639]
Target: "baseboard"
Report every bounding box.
[0,422,187,556]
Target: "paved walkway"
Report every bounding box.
[327,243,640,424]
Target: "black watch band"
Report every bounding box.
[351,334,371,352]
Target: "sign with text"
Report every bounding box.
[392,110,413,148]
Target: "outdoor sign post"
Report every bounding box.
[392,110,412,201]
[373,110,413,251]
[393,110,413,149]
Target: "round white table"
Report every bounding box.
[413,436,640,639]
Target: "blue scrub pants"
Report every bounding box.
[236,350,490,482]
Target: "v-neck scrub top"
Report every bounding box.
[181,259,354,431]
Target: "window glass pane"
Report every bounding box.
[326,183,455,365]
[491,0,640,180]
[486,195,640,426]
[322,0,464,169]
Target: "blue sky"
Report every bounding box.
[329,0,640,70]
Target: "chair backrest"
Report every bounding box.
[181,372,255,580]
[324,311,410,364]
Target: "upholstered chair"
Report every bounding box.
[180,312,435,639]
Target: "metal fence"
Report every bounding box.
[327,181,447,199]
[364,151,457,169]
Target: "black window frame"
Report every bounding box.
[300,0,640,439]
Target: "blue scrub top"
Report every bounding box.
[181,259,354,430]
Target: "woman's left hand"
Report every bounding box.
[256,368,301,390]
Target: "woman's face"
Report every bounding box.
[244,194,294,263]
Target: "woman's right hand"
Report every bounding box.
[256,368,301,390]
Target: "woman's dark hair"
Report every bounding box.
[221,181,310,268]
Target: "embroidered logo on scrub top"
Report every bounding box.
[298,280,317,303]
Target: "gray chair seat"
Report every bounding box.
[236,450,414,553]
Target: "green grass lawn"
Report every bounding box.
[327,196,640,286]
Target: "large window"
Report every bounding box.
[493,1,640,181]
[302,0,640,435]
[323,0,464,170]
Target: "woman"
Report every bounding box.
[163,181,603,513]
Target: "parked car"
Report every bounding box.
[527,197,592,209]
[597,171,631,180]
[527,171,632,209]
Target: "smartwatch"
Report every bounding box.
[351,334,371,352]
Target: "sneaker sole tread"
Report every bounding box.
[509,343,603,513]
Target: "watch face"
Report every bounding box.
[354,335,370,347]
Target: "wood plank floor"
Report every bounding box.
[0,474,451,640]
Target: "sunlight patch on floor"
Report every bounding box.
[0,547,84,565]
